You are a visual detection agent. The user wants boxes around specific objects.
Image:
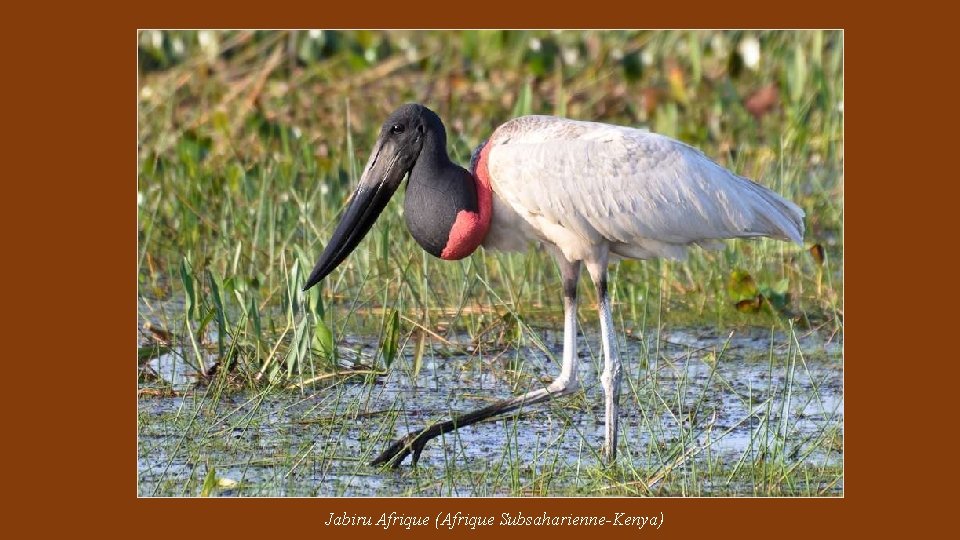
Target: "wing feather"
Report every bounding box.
[486,117,804,260]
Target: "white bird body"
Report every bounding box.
[479,115,805,264]
[305,104,806,467]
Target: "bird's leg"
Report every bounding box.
[554,256,582,393]
[370,387,554,468]
[370,257,582,468]
[587,256,621,464]
[598,281,622,463]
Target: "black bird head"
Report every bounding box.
[303,103,433,291]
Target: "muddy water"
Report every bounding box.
[138,327,842,496]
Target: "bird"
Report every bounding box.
[303,103,805,468]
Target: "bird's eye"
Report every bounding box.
[390,124,405,134]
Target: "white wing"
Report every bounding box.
[486,116,805,261]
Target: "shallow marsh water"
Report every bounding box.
[138,325,842,497]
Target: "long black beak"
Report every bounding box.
[303,142,407,291]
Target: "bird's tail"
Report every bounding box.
[741,178,806,245]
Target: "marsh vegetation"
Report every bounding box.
[137,30,843,496]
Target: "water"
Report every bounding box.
[138,326,843,496]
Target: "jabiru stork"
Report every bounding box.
[304,103,805,468]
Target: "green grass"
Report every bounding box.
[137,30,843,496]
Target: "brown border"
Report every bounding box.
[13,0,948,536]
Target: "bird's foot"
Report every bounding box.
[370,428,433,468]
